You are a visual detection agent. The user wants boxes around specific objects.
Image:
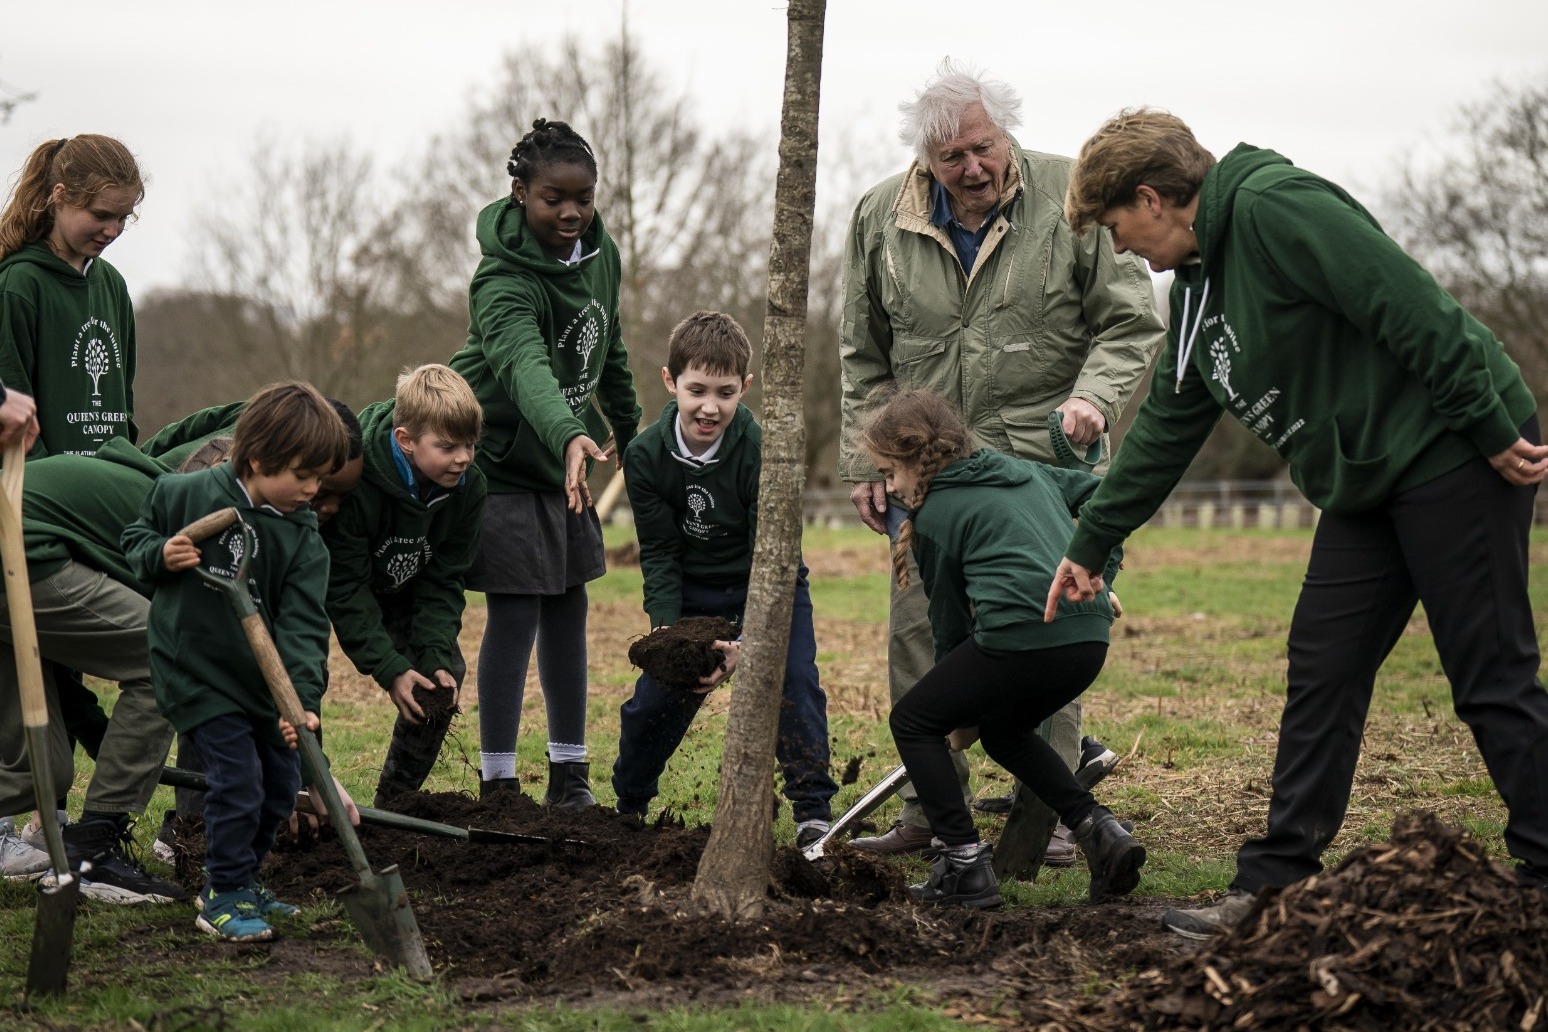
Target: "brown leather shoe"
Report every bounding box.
[848,820,939,856]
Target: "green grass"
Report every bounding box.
[4,523,1544,1026]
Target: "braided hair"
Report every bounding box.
[506,118,597,187]
[857,386,974,591]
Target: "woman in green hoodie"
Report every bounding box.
[859,387,1144,910]
[449,119,640,809]
[0,135,142,457]
[1049,108,1548,938]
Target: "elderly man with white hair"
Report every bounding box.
[838,60,1164,862]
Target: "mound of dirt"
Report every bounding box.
[627,616,740,690]
[1017,812,1548,1031]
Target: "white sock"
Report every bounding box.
[480,752,517,781]
[547,742,587,763]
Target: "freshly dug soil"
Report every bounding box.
[627,616,740,690]
[411,682,459,721]
[163,804,1542,1024]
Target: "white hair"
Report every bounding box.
[898,58,1023,164]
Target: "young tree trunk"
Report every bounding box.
[689,0,826,919]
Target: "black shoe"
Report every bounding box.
[60,813,187,904]
[972,793,1014,815]
[908,842,1002,909]
[543,756,596,811]
[795,821,830,850]
[1072,806,1146,903]
[1076,736,1120,790]
[1161,889,1257,939]
[479,776,520,799]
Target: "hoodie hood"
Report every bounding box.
[474,196,606,276]
[929,448,1035,492]
[1188,144,1292,274]
[0,241,87,286]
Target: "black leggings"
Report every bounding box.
[890,638,1107,846]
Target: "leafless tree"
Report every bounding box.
[690,0,825,920]
[1386,76,1548,397]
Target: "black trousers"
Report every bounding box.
[1234,418,1548,892]
[890,637,1107,846]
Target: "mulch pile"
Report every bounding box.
[1016,812,1548,1031]
[626,616,740,690]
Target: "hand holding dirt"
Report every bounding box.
[627,616,740,691]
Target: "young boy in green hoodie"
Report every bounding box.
[122,381,350,943]
[611,311,837,845]
[322,364,487,808]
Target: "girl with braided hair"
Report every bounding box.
[858,386,1143,909]
[450,118,639,809]
[0,134,142,458]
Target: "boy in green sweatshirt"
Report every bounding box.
[322,364,487,808]
[611,311,837,845]
[122,381,350,943]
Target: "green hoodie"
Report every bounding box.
[623,400,761,627]
[22,437,171,591]
[139,401,246,470]
[0,243,137,456]
[322,399,488,689]
[121,464,331,745]
[1067,145,1537,572]
[450,197,640,494]
[913,449,1120,660]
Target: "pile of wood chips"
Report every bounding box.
[1027,812,1548,1031]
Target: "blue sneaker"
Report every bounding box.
[195,886,275,942]
[249,883,300,919]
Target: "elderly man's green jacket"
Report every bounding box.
[838,139,1165,480]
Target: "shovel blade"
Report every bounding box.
[25,874,81,999]
[467,826,584,846]
[338,865,432,980]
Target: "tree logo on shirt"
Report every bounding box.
[684,485,716,540]
[557,299,607,372]
[374,535,432,589]
[386,550,422,588]
[70,318,124,399]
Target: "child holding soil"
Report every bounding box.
[611,311,838,845]
[449,118,640,809]
[858,386,1144,909]
[122,381,352,943]
[322,364,487,808]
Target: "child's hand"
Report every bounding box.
[947,726,980,751]
[432,669,460,706]
[695,639,741,693]
[1108,590,1124,618]
[388,670,433,724]
[277,710,321,750]
[562,434,609,513]
[297,775,362,829]
[162,534,201,572]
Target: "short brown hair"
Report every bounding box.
[177,435,234,473]
[395,363,482,443]
[231,382,350,477]
[666,310,752,380]
[1065,108,1216,234]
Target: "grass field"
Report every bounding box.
[2,523,1543,1028]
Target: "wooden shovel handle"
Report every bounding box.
[0,440,45,730]
[178,507,240,543]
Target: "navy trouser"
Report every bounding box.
[612,570,838,824]
[374,592,465,807]
[186,711,301,893]
[1234,416,1548,892]
[891,638,1107,846]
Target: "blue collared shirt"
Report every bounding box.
[930,179,999,276]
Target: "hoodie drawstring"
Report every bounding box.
[1174,277,1211,394]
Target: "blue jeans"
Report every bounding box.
[186,711,301,893]
[612,570,838,823]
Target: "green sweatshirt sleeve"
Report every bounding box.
[140,402,247,460]
[322,497,413,690]
[837,198,896,482]
[596,287,641,458]
[473,278,589,462]
[624,440,685,628]
[1241,179,1524,457]
[409,486,486,678]
[1069,226,1167,429]
[0,287,46,458]
[1066,333,1225,572]
[274,534,333,715]
[914,528,972,663]
[121,484,174,584]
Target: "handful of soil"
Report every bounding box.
[627,616,739,691]
[411,682,459,720]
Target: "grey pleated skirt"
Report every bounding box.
[465,490,605,595]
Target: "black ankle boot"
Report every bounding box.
[1072,806,1146,902]
[907,841,1002,909]
[479,777,520,800]
[543,756,596,811]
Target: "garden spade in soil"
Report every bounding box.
[181,507,432,979]
[0,440,81,999]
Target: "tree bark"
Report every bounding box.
[689,0,826,919]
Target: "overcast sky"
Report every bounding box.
[2,0,1544,293]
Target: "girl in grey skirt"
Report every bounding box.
[448,118,640,808]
